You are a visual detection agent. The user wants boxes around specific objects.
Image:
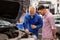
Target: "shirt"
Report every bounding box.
[42,11,56,39]
[23,13,43,37]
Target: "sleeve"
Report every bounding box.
[23,16,28,29]
[48,15,56,29]
[36,17,43,30]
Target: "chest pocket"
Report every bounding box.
[27,17,38,25]
[33,18,39,25]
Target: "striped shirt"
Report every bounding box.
[42,11,56,39]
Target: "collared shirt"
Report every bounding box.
[42,11,56,39]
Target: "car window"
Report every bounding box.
[54,18,60,24]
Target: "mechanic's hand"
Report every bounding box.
[31,25,37,29]
[25,29,29,34]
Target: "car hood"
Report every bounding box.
[0,1,20,23]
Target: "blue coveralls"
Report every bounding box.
[23,13,43,37]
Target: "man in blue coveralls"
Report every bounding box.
[23,6,43,38]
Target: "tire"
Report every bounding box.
[0,34,8,40]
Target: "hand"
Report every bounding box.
[25,29,29,34]
[52,29,57,39]
[31,25,37,29]
[53,34,56,39]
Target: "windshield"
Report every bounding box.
[54,18,60,24]
[0,20,11,25]
[54,15,60,24]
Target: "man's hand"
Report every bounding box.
[31,25,37,29]
[52,29,56,39]
[53,34,56,39]
[25,29,29,34]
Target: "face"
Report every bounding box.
[38,9,46,15]
[29,7,35,16]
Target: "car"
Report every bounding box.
[0,0,21,39]
[53,14,60,39]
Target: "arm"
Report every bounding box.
[23,16,30,34]
[36,17,43,30]
[23,16,28,29]
[48,16,56,38]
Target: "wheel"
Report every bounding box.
[0,34,8,40]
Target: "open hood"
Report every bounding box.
[0,1,20,23]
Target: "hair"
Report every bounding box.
[29,6,36,13]
[38,5,46,10]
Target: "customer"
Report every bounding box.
[38,5,56,40]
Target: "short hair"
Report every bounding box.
[38,5,46,10]
[29,6,36,13]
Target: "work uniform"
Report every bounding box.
[23,13,43,37]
